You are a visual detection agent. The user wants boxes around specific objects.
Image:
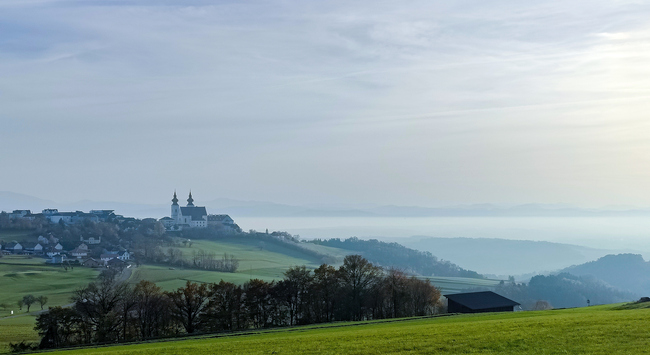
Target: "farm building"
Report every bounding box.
[445,291,520,313]
[82,258,104,268]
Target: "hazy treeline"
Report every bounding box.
[34,255,441,349]
[488,273,634,309]
[561,253,650,296]
[311,237,483,278]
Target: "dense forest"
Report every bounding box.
[31,255,441,350]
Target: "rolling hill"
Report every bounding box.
[560,253,650,296]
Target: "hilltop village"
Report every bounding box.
[0,192,239,269]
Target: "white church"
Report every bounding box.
[160,191,208,229]
[160,191,237,231]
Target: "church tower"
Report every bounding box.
[171,191,180,223]
[187,191,195,207]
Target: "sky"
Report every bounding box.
[1,0,650,208]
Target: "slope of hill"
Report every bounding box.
[397,236,623,276]
[560,253,650,296]
[309,237,483,278]
[19,305,650,355]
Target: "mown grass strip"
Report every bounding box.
[24,304,650,355]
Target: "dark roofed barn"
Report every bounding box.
[445,291,520,313]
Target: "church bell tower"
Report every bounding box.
[187,191,195,207]
[171,191,180,223]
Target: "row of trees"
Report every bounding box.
[487,273,634,309]
[35,256,441,349]
[17,295,48,312]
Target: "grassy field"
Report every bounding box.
[0,238,503,352]
[0,230,33,241]
[0,255,101,353]
[39,304,650,354]
[0,256,100,317]
[140,239,496,293]
[423,276,502,294]
[0,315,39,353]
[131,238,335,290]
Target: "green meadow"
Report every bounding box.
[0,255,100,352]
[42,304,650,355]
[0,315,39,353]
[0,238,501,352]
[139,239,494,293]
[0,230,33,241]
[0,256,100,316]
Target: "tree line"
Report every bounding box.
[34,255,441,349]
[483,272,635,310]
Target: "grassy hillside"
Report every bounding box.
[138,239,495,294]
[0,256,100,317]
[423,276,501,294]
[561,253,650,295]
[0,315,39,353]
[38,304,650,354]
[0,230,33,242]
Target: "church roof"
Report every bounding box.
[180,206,207,221]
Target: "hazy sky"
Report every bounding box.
[2,0,650,207]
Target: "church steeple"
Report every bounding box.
[187,191,194,206]
[172,191,179,205]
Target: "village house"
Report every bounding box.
[100,252,119,263]
[45,243,64,256]
[46,254,66,264]
[107,257,127,269]
[9,210,31,219]
[82,258,104,268]
[80,235,102,245]
[4,242,23,254]
[117,251,130,261]
[208,214,235,226]
[37,235,49,245]
[69,243,89,259]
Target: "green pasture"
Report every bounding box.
[134,240,499,293]
[0,256,100,317]
[0,315,39,353]
[171,238,331,274]
[48,304,650,355]
[0,230,33,242]
[129,265,276,291]
[131,238,330,290]
[424,276,502,294]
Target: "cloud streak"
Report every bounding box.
[2,0,650,207]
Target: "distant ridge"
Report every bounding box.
[396,236,625,276]
[560,254,650,296]
[2,191,650,218]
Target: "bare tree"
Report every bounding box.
[22,295,37,312]
[165,281,210,334]
[37,296,48,310]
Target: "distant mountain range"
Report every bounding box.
[3,191,650,219]
[394,236,630,277]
